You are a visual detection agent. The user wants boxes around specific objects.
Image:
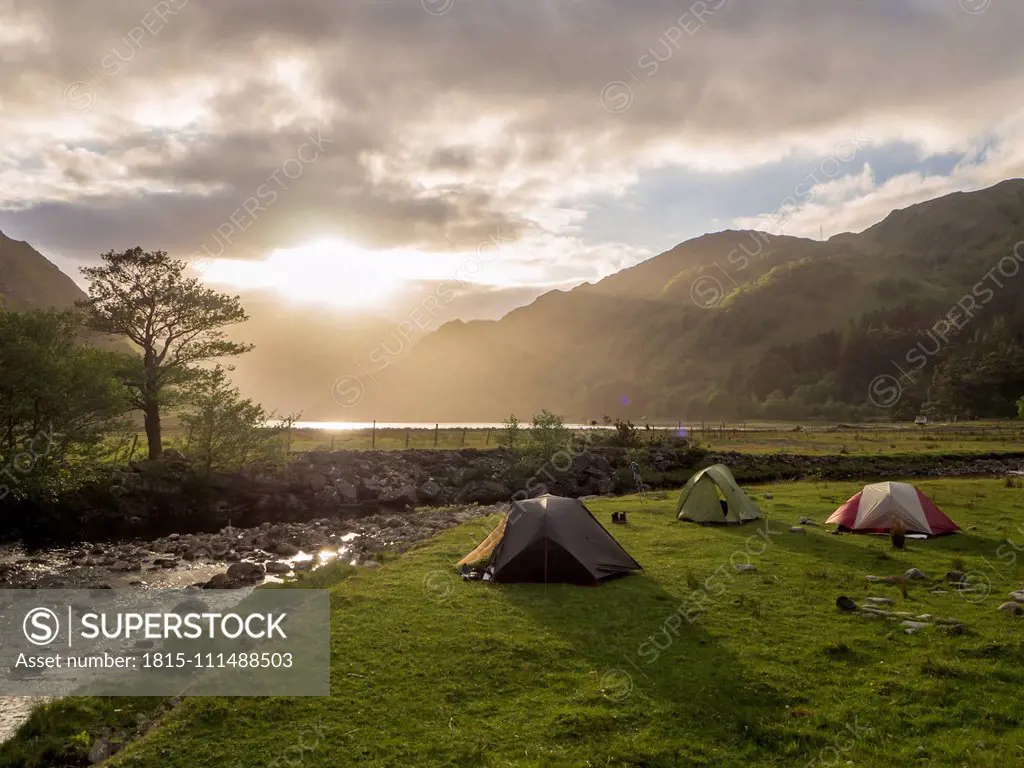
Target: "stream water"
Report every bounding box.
[0,538,358,744]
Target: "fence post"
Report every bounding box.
[485,428,491,446]
[462,427,467,446]
[372,420,376,449]
[405,429,410,448]
[434,423,439,447]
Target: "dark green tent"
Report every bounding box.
[458,495,642,584]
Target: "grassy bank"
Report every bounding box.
[9,477,1014,767]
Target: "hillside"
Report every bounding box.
[0,230,88,310]
[341,180,1024,422]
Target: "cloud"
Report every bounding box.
[0,0,1022,292]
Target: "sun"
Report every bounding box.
[199,239,407,309]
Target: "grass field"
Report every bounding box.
[282,421,1024,456]
[111,420,1024,459]
[9,477,1024,767]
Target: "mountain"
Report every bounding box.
[7,180,1024,424]
[333,179,1024,423]
[0,230,88,310]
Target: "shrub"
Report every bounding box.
[526,409,571,459]
[498,413,523,452]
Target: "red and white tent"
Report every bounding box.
[826,482,960,536]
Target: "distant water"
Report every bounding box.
[291,421,666,431]
[292,421,618,431]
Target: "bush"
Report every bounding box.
[180,366,295,472]
[603,419,642,448]
[526,409,571,459]
[498,413,523,452]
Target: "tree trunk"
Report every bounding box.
[144,400,163,459]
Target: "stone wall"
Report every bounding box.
[2,445,1021,546]
[0,445,703,545]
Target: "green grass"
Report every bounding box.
[109,420,1024,458]
[291,422,1024,456]
[0,698,167,767]
[25,478,1004,766]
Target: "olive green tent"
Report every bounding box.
[676,464,762,524]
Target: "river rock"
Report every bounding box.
[273,541,300,557]
[204,573,233,589]
[419,478,443,502]
[455,480,512,504]
[265,561,291,575]
[226,561,266,585]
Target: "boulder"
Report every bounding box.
[455,480,512,505]
[226,561,266,584]
[265,561,292,575]
[418,478,443,502]
[335,481,359,503]
[204,573,234,589]
[273,542,300,557]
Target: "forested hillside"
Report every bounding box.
[351,180,1024,422]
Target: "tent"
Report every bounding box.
[826,482,960,536]
[457,494,642,584]
[676,464,762,524]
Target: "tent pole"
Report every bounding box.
[543,513,549,585]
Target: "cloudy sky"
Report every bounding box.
[1,0,1023,316]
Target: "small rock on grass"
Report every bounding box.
[836,596,857,612]
[735,564,757,573]
[997,601,1024,616]
[904,568,928,581]
[946,571,966,584]
[900,620,930,634]
[1008,591,1024,603]
[865,597,895,606]
[789,526,806,535]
